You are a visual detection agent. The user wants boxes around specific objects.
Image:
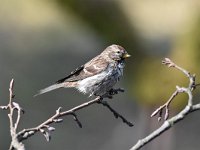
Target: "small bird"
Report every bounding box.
[35,44,131,97]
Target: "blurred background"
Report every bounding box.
[1,0,200,149]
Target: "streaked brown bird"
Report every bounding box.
[35,44,131,97]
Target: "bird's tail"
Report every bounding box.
[34,83,64,97]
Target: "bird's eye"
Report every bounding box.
[117,51,120,54]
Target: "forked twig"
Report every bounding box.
[151,58,195,121]
[0,79,25,150]
[130,58,200,150]
[17,88,133,143]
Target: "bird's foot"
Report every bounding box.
[100,88,125,99]
[109,88,125,96]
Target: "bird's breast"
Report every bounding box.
[77,63,123,95]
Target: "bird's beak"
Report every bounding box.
[122,53,131,59]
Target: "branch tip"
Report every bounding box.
[56,107,62,114]
[131,58,200,150]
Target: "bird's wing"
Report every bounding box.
[56,56,109,83]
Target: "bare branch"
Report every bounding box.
[151,89,179,121]
[0,79,26,150]
[98,100,133,127]
[152,58,195,121]
[17,92,133,142]
[1,79,133,149]
[130,58,200,150]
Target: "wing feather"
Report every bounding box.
[56,56,108,83]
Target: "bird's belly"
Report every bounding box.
[77,67,123,96]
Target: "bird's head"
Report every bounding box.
[102,44,131,61]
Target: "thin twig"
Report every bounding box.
[98,100,134,127]
[130,58,200,150]
[1,80,132,147]
[151,90,179,121]
[16,89,133,142]
[130,104,200,150]
[16,98,99,142]
[3,79,25,150]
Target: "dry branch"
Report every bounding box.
[130,58,200,150]
[0,79,25,150]
[1,80,133,150]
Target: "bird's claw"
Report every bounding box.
[109,88,125,95]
